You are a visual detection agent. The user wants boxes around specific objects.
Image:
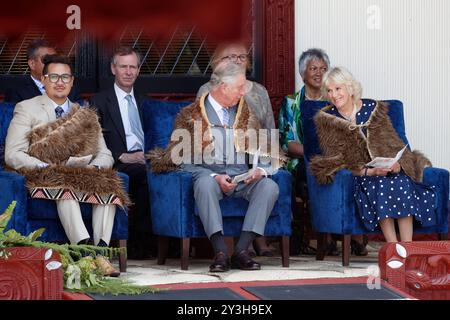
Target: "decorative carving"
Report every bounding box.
[262,0,295,124]
[379,241,450,300]
[0,247,63,300]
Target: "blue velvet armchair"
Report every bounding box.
[0,102,129,271]
[301,99,449,266]
[142,99,292,270]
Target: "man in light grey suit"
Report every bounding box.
[184,63,279,272]
[5,55,119,276]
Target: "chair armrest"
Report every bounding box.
[0,171,28,234]
[147,170,195,237]
[306,166,357,234]
[423,167,449,233]
[270,170,293,234]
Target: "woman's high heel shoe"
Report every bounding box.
[351,239,369,256]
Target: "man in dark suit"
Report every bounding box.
[91,46,153,259]
[4,39,81,104]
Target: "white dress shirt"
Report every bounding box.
[31,75,45,94]
[207,94,229,126]
[49,98,70,114]
[114,83,142,151]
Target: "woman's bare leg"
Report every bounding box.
[398,216,413,242]
[379,218,398,242]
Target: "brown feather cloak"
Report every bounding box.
[309,101,431,184]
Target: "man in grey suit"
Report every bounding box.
[5,55,119,277]
[183,63,279,272]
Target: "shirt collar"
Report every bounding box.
[114,82,135,102]
[31,75,45,91]
[49,98,70,113]
[207,93,225,113]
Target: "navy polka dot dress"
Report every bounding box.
[328,100,437,232]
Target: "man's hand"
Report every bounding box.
[118,152,146,164]
[244,168,265,185]
[214,175,237,193]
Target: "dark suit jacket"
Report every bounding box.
[4,76,82,104]
[91,87,145,163]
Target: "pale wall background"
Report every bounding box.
[295,0,450,172]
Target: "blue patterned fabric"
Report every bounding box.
[143,99,292,239]
[0,101,129,242]
[301,99,449,235]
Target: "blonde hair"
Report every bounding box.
[321,67,362,104]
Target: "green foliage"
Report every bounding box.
[0,201,158,296]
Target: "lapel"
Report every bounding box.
[26,76,43,97]
[107,87,127,146]
[39,94,58,121]
[134,90,145,125]
[204,96,222,126]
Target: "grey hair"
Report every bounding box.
[321,66,362,104]
[298,48,330,78]
[209,62,246,88]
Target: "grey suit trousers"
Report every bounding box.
[193,176,279,238]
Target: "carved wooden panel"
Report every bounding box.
[379,241,450,300]
[262,0,295,124]
[0,247,63,300]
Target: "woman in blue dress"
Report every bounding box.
[310,67,436,242]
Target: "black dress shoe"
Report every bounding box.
[209,252,230,272]
[231,250,261,270]
[325,240,340,256]
[351,240,369,256]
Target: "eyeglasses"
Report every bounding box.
[44,73,73,84]
[221,54,248,63]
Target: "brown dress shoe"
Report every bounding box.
[231,250,261,270]
[95,256,120,277]
[209,252,230,272]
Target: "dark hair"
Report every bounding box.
[27,39,55,60]
[111,46,141,66]
[42,55,73,75]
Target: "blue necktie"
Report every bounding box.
[125,95,145,150]
[222,107,230,127]
[55,106,64,118]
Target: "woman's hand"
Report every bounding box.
[367,167,391,176]
[390,162,401,174]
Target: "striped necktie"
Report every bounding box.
[222,107,230,127]
[125,95,145,149]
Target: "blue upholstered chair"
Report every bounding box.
[0,102,129,271]
[301,99,449,266]
[142,99,292,270]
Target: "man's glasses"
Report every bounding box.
[44,73,73,84]
[221,54,248,63]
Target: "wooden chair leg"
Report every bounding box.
[225,237,234,256]
[342,235,351,266]
[157,236,169,265]
[118,239,127,272]
[316,232,327,261]
[280,236,290,267]
[180,238,190,270]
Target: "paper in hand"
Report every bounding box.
[365,145,408,169]
[66,155,93,167]
[231,148,260,184]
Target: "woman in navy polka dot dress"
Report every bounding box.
[311,67,436,243]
